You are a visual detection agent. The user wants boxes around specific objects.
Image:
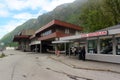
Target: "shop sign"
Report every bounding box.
[81,31,107,38]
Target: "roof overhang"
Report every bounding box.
[29,41,41,45]
[13,35,30,42]
[60,31,108,41]
[109,28,120,35]
[30,34,36,39]
[35,20,83,35]
[52,40,71,44]
[38,31,70,41]
[60,35,82,41]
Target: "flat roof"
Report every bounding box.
[60,24,120,41]
[38,31,70,41]
[30,34,35,39]
[35,19,83,34]
[98,24,120,31]
[60,31,108,41]
[13,35,30,42]
[52,40,71,44]
[29,41,41,45]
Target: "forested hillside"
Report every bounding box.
[0,0,120,46]
[79,0,120,32]
[0,19,37,46]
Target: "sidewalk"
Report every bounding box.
[49,54,120,74]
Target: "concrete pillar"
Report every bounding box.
[64,43,66,55]
[69,42,71,57]
[54,44,57,55]
[21,41,24,51]
[85,39,88,54]
[35,44,37,53]
[112,35,116,55]
[40,43,42,53]
[97,37,100,54]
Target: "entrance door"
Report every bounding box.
[41,41,53,53]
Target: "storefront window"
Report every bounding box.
[88,40,97,54]
[57,43,65,51]
[116,38,120,55]
[100,38,113,54]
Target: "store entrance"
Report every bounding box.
[30,44,40,52]
[41,40,54,53]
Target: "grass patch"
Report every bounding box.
[0,53,6,58]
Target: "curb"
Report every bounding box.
[49,56,120,74]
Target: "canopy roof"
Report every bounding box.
[52,40,71,44]
[13,35,30,42]
[35,19,83,35]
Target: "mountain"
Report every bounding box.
[0,19,36,44]
[0,0,87,46]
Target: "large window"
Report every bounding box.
[65,29,69,34]
[41,30,52,37]
[88,40,97,54]
[116,37,120,55]
[100,38,113,54]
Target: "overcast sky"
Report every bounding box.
[0,0,75,39]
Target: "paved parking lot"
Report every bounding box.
[0,49,120,80]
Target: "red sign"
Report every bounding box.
[81,31,107,38]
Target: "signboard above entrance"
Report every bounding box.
[81,31,108,38]
[60,31,108,41]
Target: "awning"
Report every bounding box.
[52,40,71,44]
[29,41,41,45]
[109,28,120,35]
[60,35,82,41]
[13,35,30,42]
[60,31,108,41]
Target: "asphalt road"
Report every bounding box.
[0,50,120,80]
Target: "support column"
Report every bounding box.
[55,44,57,55]
[35,44,37,53]
[85,39,88,54]
[69,43,71,57]
[40,43,42,53]
[97,37,100,54]
[112,35,116,55]
[64,43,67,55]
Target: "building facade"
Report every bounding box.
[33,20,83,53]
[13,29,35,51]
[60,24,120,63]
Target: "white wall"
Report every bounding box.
[86,54,120,63]
[6,47,15,50]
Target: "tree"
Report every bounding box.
[103,0,120,24]
[79,0,120,32]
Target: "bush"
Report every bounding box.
[0,53,6,58]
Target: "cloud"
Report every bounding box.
[13,11,44,21]
[0,3,9,17]
[42,0,75,11]
[0,3,5,8]
[0,20,25,39]
[5,0,47,10]
[13,13,36,20]
[5,0,27,10]
[25,0,47,10]
[0,0,76,39]
[5,0,75,11]
[0,10,9,17]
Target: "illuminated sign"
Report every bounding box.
[81,31,108,38]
